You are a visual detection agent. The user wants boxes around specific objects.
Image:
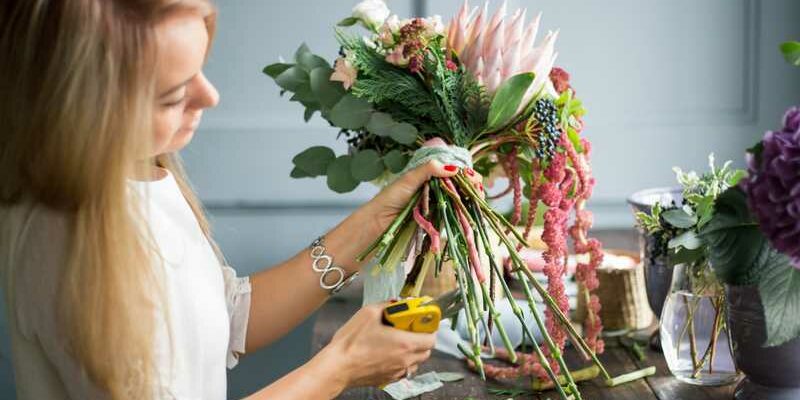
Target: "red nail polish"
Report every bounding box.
[444,165,457,172]
[479,183,484,191]
[389,298,398,303]
[466,168,475,176]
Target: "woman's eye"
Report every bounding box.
[163,97,187,108]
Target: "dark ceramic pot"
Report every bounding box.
[727,285,800,400]
[627,187,683,319]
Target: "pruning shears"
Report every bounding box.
[381,289,464,333]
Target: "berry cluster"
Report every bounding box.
[533,98,560,162]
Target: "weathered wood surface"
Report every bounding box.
[311,230,736,399]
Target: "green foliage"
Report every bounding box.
[326,155,360,193]
[329,94,373,129]
[701,188,800,346]
[350,149,384,181]
[383,149,410,173]
[365,112,418,145]
[485,73,535,132]
[454,70,490,139]
[781,41,800,66]
[291,146,336,177]
[634,154,746,269]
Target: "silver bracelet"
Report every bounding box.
[309,236,359,295]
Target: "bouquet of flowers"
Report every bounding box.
[264,1,651,396]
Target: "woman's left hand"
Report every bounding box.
[364,161,484,238]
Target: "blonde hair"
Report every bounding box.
[0,1,216,398]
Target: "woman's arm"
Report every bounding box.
[243,161,482,353]
[243,200,382,353]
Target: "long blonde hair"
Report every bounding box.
[0,1,216,398]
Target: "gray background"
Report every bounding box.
[1,1,798,398]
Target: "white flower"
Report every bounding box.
[330,57,357,90]
[424,15,445,36]
[351,0,390,31]
[377,15,400,46]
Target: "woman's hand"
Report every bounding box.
[365,161,484,238]
[317,303,436,388]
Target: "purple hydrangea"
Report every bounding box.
[743,106,800,268]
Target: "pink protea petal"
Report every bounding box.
[502,38,521,78]
[520,12,542,53]
[486,0,507,38]
[485,49,503,92]
[505,8,525,49]
[484,21,505,70]
[473,56,485,86]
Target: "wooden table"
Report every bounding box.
[312,229,737,399]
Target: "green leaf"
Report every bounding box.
[337,17,360,27]
[326,155,360,193]
[670,247,706,266]
[328,94,373,129]
[389,122,418,145]
[263,63,293,78]
[291,146,336,177]
[668,230,703,250]
[780,41,800,66]
[303,107,318,122]
[485,72,535,131]
[662,208,698,229]
[699,187,763,285]
[296,47,330,72]
[383,150,409,173]
[290,166,312,178]
[758,248,800,346]
[275,66,309,93]
[309,67,345,109]
[365,112,395,137]
[350,149,385,181]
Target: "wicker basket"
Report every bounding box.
[576,249,654,332]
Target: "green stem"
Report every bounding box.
[605,366,656,387]
[356,191,420,262]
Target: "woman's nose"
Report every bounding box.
[188,71,219,109]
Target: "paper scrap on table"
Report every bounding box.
[382,372,443,400]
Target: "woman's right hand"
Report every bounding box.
[320,303,436,388]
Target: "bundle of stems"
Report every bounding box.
[357,171,655,399]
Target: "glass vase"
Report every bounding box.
[660,263,740,386]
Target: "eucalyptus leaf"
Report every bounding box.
[263,63,293,78]
[297,51,330,72]
[275,66,309,93]
[366,112,395,137]
[662,208,698,229]
[389,122,418,145]
[326,155,360,193]
[383,150,409,173]
[350,149,385,182]
[699,188,763,285]
[303,107,318,122]
[290,87,316,103]
[291,146,336,177]
[309,67,345,109]
[780,41,800,66]
[328,94,373,130]
[290,166,312,178]
[485,72,535,131]
[758,248,800,346]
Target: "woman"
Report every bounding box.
[0,1,483,399]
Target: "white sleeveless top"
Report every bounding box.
[0,170,252,399]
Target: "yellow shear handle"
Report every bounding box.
[382,297,442,334]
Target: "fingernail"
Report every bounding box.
[479,183,484,191]
[466,168,475,176]
[444,165,457,172]
[389,298,397,302]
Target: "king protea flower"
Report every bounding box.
[447,0,559,101]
